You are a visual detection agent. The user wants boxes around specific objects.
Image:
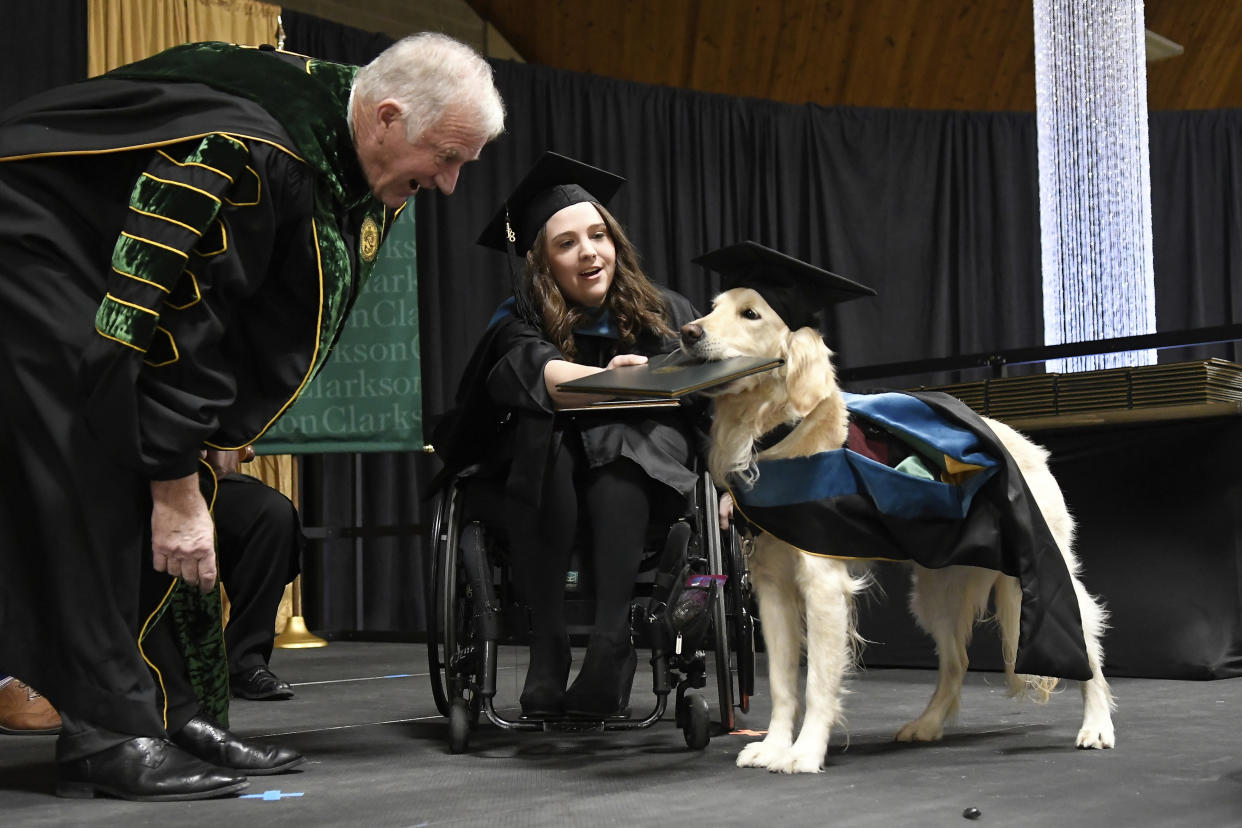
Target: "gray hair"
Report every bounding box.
[350,32,506,143]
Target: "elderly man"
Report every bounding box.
[0,34,504,801]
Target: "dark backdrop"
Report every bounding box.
[5,10,1242,648]
[384,58,1242,643]
[0,0,87,112]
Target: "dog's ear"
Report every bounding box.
[781,327,835,416]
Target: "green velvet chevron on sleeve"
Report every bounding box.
[95,134,251,356]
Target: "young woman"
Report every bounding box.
[434,153,703,718]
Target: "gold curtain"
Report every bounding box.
[88,0,281,77]
[250,455,298,634]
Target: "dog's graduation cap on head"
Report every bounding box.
[477,151,626,323]
[693,241,875,331]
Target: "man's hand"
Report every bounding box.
[150,474,217,592]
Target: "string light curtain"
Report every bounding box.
[1034,0,1156,371]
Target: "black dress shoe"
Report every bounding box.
[56,737,249,801]
[172,715,305,776]
[231,665,294,700]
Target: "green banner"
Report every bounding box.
[258,206,422,454]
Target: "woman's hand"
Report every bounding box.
[605,353,648,370]
[718,491,734,530]
[150,474,217,592]
[544,353,649,408]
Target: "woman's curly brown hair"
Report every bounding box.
[524,203,672,360]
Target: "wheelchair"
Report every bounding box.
[425,465,756,754]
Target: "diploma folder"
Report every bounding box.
[556,352,783,399]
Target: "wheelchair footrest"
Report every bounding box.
[543,719,608,734]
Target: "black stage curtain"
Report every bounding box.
[419,64,1242,418]
[1151,109,1242,365]
[0,0,87,113]
[14,5,1238,665]
[417,61,1049,414]
[346,57,1242,659]
[280,9,393,64]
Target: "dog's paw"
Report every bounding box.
[1075,725,1115,749]
[736,740,790,770]
[894,717,945,743]
[767,747,825,774]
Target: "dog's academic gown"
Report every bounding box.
[0,43,396,735]
[433,289,705,508]
[730,390,1093,681]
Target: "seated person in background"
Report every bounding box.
[203,448,304,701]
[0,675,61,734]
[434,153,704,718]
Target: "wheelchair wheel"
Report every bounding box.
[682,692,711,749]
[449,698,472,754]
[425,482,463,718]
[702,478,737,732]
[726,526,755,714]
[427,481,488,726]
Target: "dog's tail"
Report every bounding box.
[845,564,875,668]
[1006,671,1061,704]
[995,575,1062,702]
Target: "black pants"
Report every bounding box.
[212,472,303,677]
[507,435,681,640]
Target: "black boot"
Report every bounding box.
[519,634,571,717]
[563,631,638,719]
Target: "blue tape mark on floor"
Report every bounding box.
[383,674,413,679]
[241,790,305,801]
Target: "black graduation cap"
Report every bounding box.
[477,151,626,255]
[692,241,875,330]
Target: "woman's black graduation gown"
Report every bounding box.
[433,288,704,510]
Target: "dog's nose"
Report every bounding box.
[680,322,703,345]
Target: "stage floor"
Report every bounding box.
[2,641,1240,826]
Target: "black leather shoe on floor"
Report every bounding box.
[231,665,295,700]
[56,737,249,801]
[172,715,305,776]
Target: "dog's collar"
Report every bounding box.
[754,421,798,453]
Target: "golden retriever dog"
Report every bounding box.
[680,287,1116,774]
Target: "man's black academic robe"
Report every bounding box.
[0,43,395,736]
